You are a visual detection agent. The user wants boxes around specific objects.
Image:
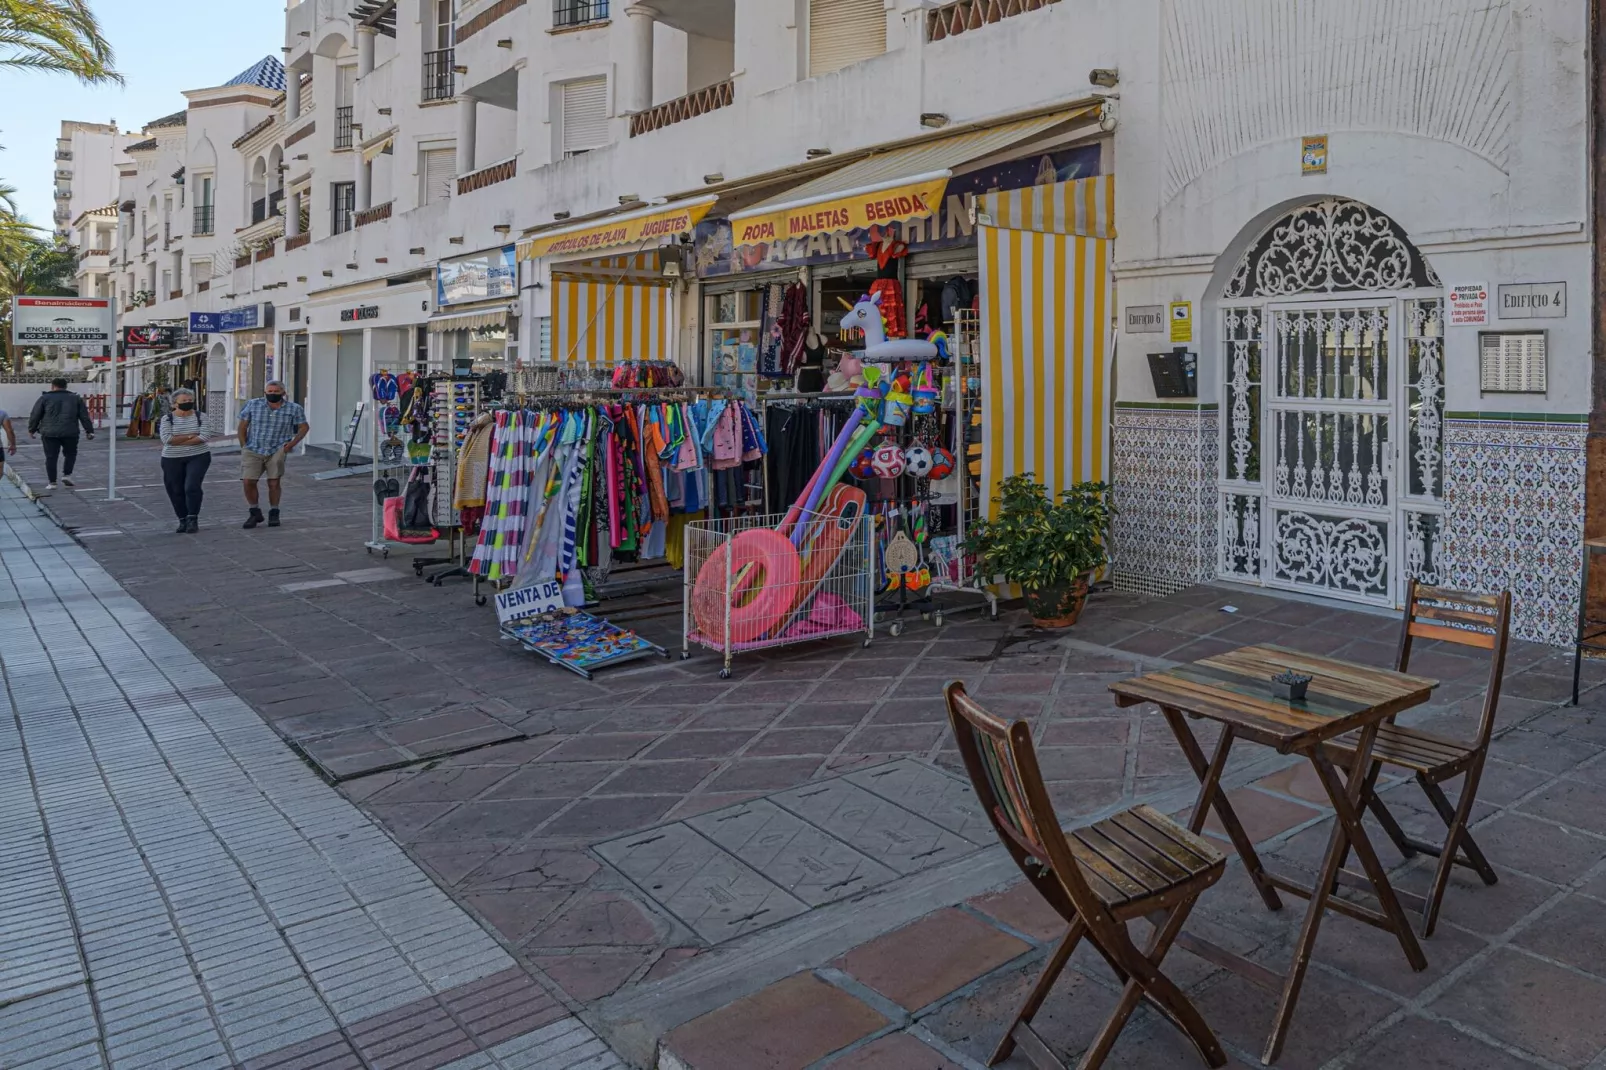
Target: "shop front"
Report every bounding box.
[189,302,275,429]
[304,279,431,452]
[431,245,520,377]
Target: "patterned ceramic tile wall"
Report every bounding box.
[1441,415,1586,646]
[1112,404,1218,596]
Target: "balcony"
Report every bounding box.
[926,0,1059,41]
[457,156,517,196]
[197,280,210,292]
[355,201,393,228]
[285,232,312,252]
[335,106,354,149]
[193,205,215,236]
[251,190,285,225]
[78,247,112,262]
[54,169,72,180]
[169,289,183,301]
[553,0,608,29]
[630,78,733,137]
[235,252,252,269]
[55,188,72,201]
[423,48,454,102]
[54,151,72,161]
[255,244,276,262]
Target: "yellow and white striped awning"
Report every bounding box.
[978,174,1115,240]
[552,279,672,364]
[517,196,716,261]
[978,175,1115,513]
[551,251,672,286]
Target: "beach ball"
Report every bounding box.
[870,443,906,478]
[928,446,956,481]
[903,445,934,478]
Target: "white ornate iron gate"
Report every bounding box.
[1217,200,1445,607]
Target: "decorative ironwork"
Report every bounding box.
[1271,509,1389,598]
[335,106,354,150]
[1404,509,1443,587]
[1406,298,1446,501]
[1222,307,1261,483]
[1220,492,1261,579]
[457,157,517,195]
[554,0,607,28]
[1225,199,1441,299]
[926,0,1058,41]
[422,48,454,102]
[629,79,734,137]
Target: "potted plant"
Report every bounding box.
[966,474,1114,628]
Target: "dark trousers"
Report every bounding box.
[161,453,212,519]
[40,436,78,482]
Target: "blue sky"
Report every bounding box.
[0,0,285,230]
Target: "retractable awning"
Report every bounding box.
[361,129,397,163]
[428,306,511,332]
[91,344,207,378]
[727,107,1099,246]
[517,195,717,261]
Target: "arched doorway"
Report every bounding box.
[1215,198,1444,607]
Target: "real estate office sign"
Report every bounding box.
[11,296,115,346]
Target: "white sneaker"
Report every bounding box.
[43,482,56,490]
[61,478,74,487]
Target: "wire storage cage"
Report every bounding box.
[683,508,876,677]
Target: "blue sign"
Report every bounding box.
[437,247,517,308]
[189,305,261,334]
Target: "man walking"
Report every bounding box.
[27,378,94,490]
[237,380,308,528]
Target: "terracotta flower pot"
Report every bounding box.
[1024,574,1091,629]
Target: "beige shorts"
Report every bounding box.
[241,448,286,480]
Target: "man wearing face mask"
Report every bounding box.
[237,380,309,529]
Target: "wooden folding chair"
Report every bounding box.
[1327,581,1512,936]
[945,682,1228,1070]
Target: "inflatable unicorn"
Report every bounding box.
[839,292,950,364]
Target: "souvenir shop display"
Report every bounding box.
[124,390,168,438]
[469,387,768,612]
[500,608,668,680]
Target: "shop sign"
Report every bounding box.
[191,304,267,334]
[1497,282,1566,320]
[731,174,950,247]
[437,246,517,307]
[1125,305,1166,334]
[1169,301,1193,344]
[12,296,114,345]
[495,578,564,624]
[123,324,181,351]
[1301,135,1328,175]
[340,305,380,323]
[518,196,716,261]
[695,144,1102,277]
[1448,283,1489,327]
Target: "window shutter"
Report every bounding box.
[422,148,455,204]
[809,0,886,78]
[561,77,610,157]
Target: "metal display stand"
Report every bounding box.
[926,308,999,620]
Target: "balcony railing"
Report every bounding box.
[54,151,72,161]
[235,253,252,269]
[553,0,608,28]
[285,232,312,252]
[355,201,393,228]
[197,280,209,292]
[926,0,1058,41]
[55,188,71,201]
[331,182,356,234]
[335,106,354,149]
[423,48,454,102]
[193,205,215,236]
[78,247,111,262]
[457,157,517,196]
[54,169,72,180]
[630,78,733,137]
[251,190,285,225]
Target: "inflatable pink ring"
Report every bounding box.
[693,528,802,644]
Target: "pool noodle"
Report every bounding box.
[787,409,864,546]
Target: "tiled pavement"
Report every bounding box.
[16,438,1606,1068]
[0,479,619,1068]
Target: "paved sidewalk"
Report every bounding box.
[0,481,621,1069]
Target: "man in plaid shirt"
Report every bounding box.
[237,380,309,528]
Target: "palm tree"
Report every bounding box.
[0,0,119,84]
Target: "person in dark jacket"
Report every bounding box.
[27,378,95,490]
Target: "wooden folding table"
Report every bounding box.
[1109,644,1437,1064]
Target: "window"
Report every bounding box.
[808,0,886,78]
[191,259,210,290]
[423,0,454,102]
[331,181,356,234]
[336,66,356,149]
[163,195,172,243]
[560,77,609,157]
[193,175,214,235]
[554,0,608,28]
[421,147,455,205]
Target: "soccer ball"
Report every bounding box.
[869,443,906,478]
[928,446,956,481]
[903,445,934,478]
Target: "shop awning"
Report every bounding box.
[428,306,510,333]
[517,195,717,261]
[360,130,397,163]
[978,174,1116,240]
[727,108,1098,246]
[90,344,207,378]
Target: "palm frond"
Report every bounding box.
[0,0,121,85]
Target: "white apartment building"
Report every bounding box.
[50,120,134,242]
[98,0,1589,645]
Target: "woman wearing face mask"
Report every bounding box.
[159,388,213,533]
